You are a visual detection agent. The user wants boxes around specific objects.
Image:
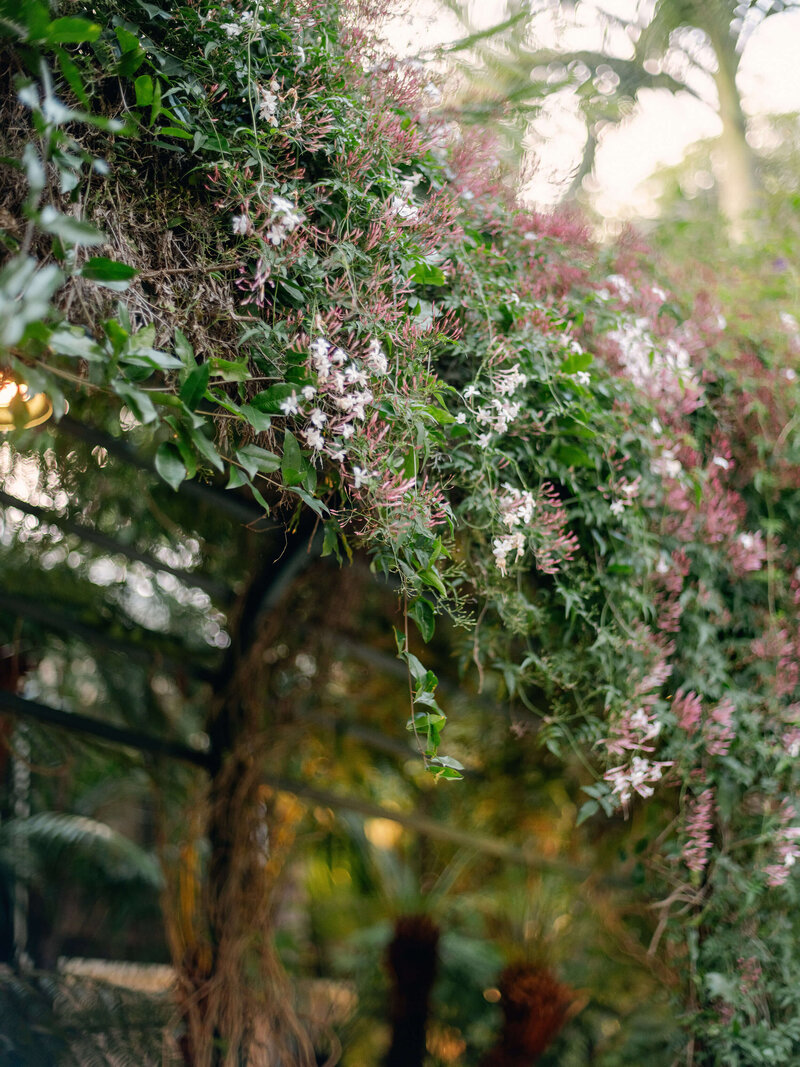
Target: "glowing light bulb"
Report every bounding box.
[0,379,19,408]
[0,373,53,431]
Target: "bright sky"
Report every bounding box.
[382,1,800,220]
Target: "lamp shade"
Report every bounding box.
[0,374,53,432]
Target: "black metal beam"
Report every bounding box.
[0,490,233,604]
[55,415,265,526]
[0,690,211,769]
[0,693,591,878]
[0,592,218,681]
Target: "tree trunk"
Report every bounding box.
[708,24,760,239]
[384,915,440,1067]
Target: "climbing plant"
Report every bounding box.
[2,0,800,1062]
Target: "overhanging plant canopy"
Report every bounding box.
[2,0,800,1061]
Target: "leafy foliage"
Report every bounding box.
[2,0,800,1062]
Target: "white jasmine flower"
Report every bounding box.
[330,347,348,366]
[231,214,251,236]
[310,408,328,429]
[339,423,355,440]
[390,195,419,222]
[327,445,346,462]
[610,499,625,517]
[220,22,244,36]
[576,371,590,386]
[303,426,324,450]
[279,391,299,416]
[352,466,371,489]
[455,413,467,424]
[784,368,797,382]
[712,455,730,470]
[270,76,280,92]
[477,432,492,448]
[271,195,296,216]
[365,339,389,375]
[344,365,368,386]
[463,384,480,400]
[259,89,279,126]
[301,386,316,401]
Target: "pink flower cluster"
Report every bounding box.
[682,789,715,873]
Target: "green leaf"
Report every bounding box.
[134,74,153,106]
[430,755,463,771]
[408,597,435,642]
[44,16,101,43]
[48,326,104,361]
[251,383,298,413]
[173,327,194,366]
[149,77,162,125]
[576,800,599,826]
[226,466,248,490]
[236,444,280,478]
[114,25,140,52]
[154,442,186,491]
[239,404,272,433]
[80,256,138,284]
[54,46,89,107]
[159,125,193,139]
[561,351,593,374]
[410,261,446,286]
[39,206,105,246]
[209,357,248,382]
[113,380,157,424]
[188,425,224,472]
[281,429,304,486]
[179,363,210,410]
[419,565,446,596]
[288,486,329,518]
[555,444,594,468]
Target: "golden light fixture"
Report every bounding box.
[0,372,53,432]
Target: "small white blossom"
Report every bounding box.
[463,384,480,400]
[365,338,389,375]
[610,499,625,517]
[352,466,372,489]
[231,213,251,236]
[259,89,279,126]
[455,413,467,424]
[390,195,419,222]
[575,371,590,386]
[712,455,730,470]
[310,408,328,429]
[301,386,316,401]
[303,426,324,450]
[339,423,355,440]
[327,445,346,462]
[279,391,299,416]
